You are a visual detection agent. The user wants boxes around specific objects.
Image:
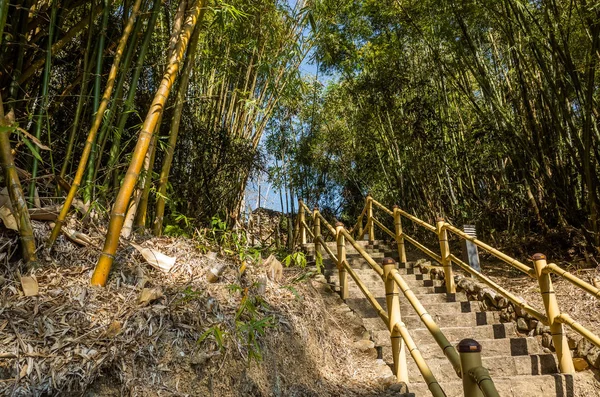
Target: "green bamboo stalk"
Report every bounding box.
[106,0,161,190]
[29,2,58,205]
[0,0,9,47]
[92,0,204,287]
[153,15,205,236]
[91,11,146,197]
[48,0,145,248]
[60,4,96,179]
[84,0,111,204]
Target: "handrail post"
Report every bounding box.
[336,222,348,300]
[313,206,321,257]
[393,205,407,264]
[299,200,306,245]
[533,253,574,374]
[436,218,456,293]
[458,339,484,397]
[383,257,408,383]
[367,193,374,242]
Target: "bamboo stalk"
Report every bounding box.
[91,0,204,287]
[29,2,58,205]
[47,0,144,248]
[153,8,206,235]
[0,95,38,266]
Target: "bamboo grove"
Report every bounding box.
[268,0,600,258]
[0,0,312,284]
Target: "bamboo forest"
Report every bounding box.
[0,0,599,396]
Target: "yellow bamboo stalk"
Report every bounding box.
[395,207,437,233]
[341,259,389,323]
[0,99,38,266]
[383,258,408,383]
[372,217,395,238]
[545,262,600,299]
[556,313,600,349]
[302,220,315,240]
[443,223,535,278]
[532,254,574,374]
[316,235,337,262]
[449,254,548,322]
[336,222,348,300]
[390,269,462,377]
[48,0,144,248]
[340,228,384,276]
[91,1,204,286]
[436,218,456,293]
[299,200,306,245]
[313,207,320,256]
[403,233,443,263]
[367,194,374,241]
[393,205,407,263]
[393,322,447,397]
[371,198,393,216]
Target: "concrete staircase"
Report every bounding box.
[305,240,597,397]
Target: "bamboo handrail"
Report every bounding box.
[390,269,462,377]
[469,366,499,397]
[394,207,437,233]
[371,217,395,239]
[371,199,394,216]
[342,259,389,324]
[443,223,536,278]
[302,220,315,239]
[557,313,600,349]
[449,254,548,323]
[315,211,337,236]
[545,263,600,300]
[339,228,384,276]
[403,233,443,263]
[316,235,337,262]
[393,322,447,397]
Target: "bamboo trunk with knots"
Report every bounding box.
[91,0,205,287]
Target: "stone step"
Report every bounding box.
[406,374,580,397]
[344,297,485,319]
[399,354,559,381]
[379,337,542,362]
[373,323,517,346]
[362,311,501,332]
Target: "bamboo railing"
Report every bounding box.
[298,195,600,396]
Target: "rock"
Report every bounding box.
[542,333,554,350]
[386,382,409,393]
[587,347,600,369]
[352,339,375,352]
[380,375,398,388]
[535,322,550,336]
[495,296,508,309]
[517,317,529,332]
[573,358,590,371]
[507,304,514,313]
[567,334,578,350]
[529,319,539,330]
[576,338,594,358]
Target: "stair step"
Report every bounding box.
[344,297,485,319]
[379,337,542,362]
[362,311,501,331]
[373,323,517,346]
[406,374,581,397]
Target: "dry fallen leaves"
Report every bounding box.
[20,276,39,297]
[131,242,176,272]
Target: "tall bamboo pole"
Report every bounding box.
[106,0,161,190]
[29,2,58,204]
[91,0,204,287]
[0,95,38,266]
[47,0,144,248]
[153,12,205,236]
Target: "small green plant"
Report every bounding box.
[198,324,227,352]
[282,251,307,268]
